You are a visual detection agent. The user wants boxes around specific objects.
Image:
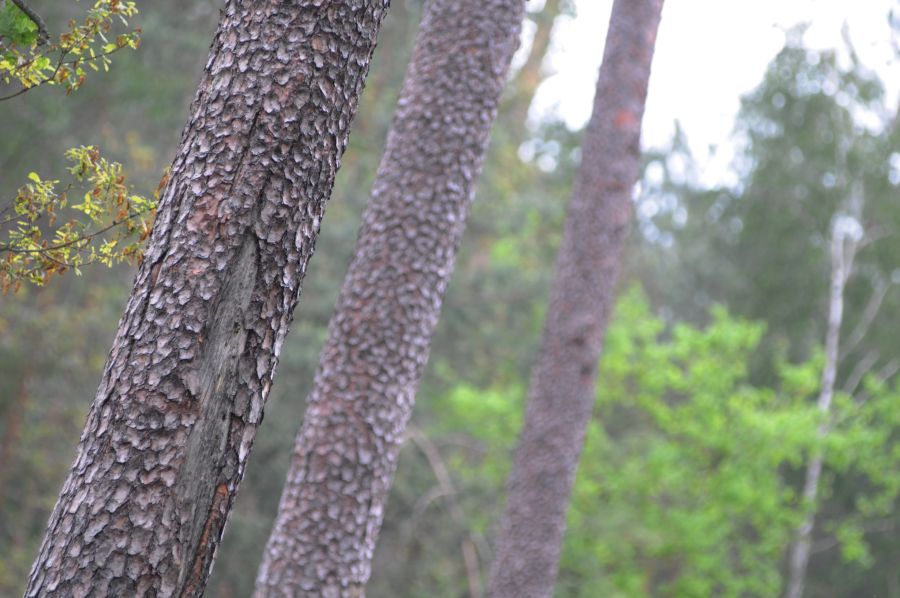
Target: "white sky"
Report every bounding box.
[531,0,900,185]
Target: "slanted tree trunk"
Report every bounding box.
[253,0,525,595]
[488,1,664,596]
[25,1,390,595]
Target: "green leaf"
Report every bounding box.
[0,0,39,46]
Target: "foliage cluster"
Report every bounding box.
[434,289,900,597]
[0,0,140,100]
[0,1,154,291]
[0,145,158,291]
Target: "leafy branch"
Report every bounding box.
[0,0,141,100]
[0,146,164,292]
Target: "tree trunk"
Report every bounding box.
[0,364,30,481]
[253,0,525,595]
[25,1,389,595]
[785,206,859,598]
[488,1,664,596]
[503,0,564,131]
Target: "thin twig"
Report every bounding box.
[840,278,890,361]
[408,426,488,598]
[0,46,125,102]
[0,206,152,255]
[811,517,896,555]
[843,350,880,397]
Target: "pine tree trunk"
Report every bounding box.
[253,0,525,595]
[25,1,389,595]
[488,1,664,596]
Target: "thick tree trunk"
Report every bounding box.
[488,1,664,596]
[25,1,389,595]
[253,0,525,595]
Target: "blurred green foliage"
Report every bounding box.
[433,288,900,597]
[0,2,39,46]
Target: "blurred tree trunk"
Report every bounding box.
[488,1,664,596]
[24,1,389,595]
[785,219,852,598]
[785,180,862,597]
[0,364,30,481]
[502,0,565,133]
[253,0,525,595]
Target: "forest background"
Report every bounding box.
[2,0,900,596]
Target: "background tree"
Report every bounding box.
[633,33,900,597]
[489,1,664,595]
[254,0,525,595]
[24,0,391,595]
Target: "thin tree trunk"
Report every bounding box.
[25,1,390,595]
[488,1,664,596]
[253,0,525,595]
[503,0,563,131]
[0,364,30,481]
[408,427,486,598]
[785,215,856,598]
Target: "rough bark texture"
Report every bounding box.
[253,0,525,595]
[25,1,389,595]
[488,1,664,596]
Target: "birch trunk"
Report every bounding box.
[488,1,664,596]
[785,216,855,598]
[253,0,525,595]
[25,1,389,595]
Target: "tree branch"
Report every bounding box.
[0,206,152,256]
[408,426,489,598]
[840,278,890,361]
[843,350,880,397]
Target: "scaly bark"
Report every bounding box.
[25,1,390,595]
[488,1,664,596]
[253,0,525,595]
